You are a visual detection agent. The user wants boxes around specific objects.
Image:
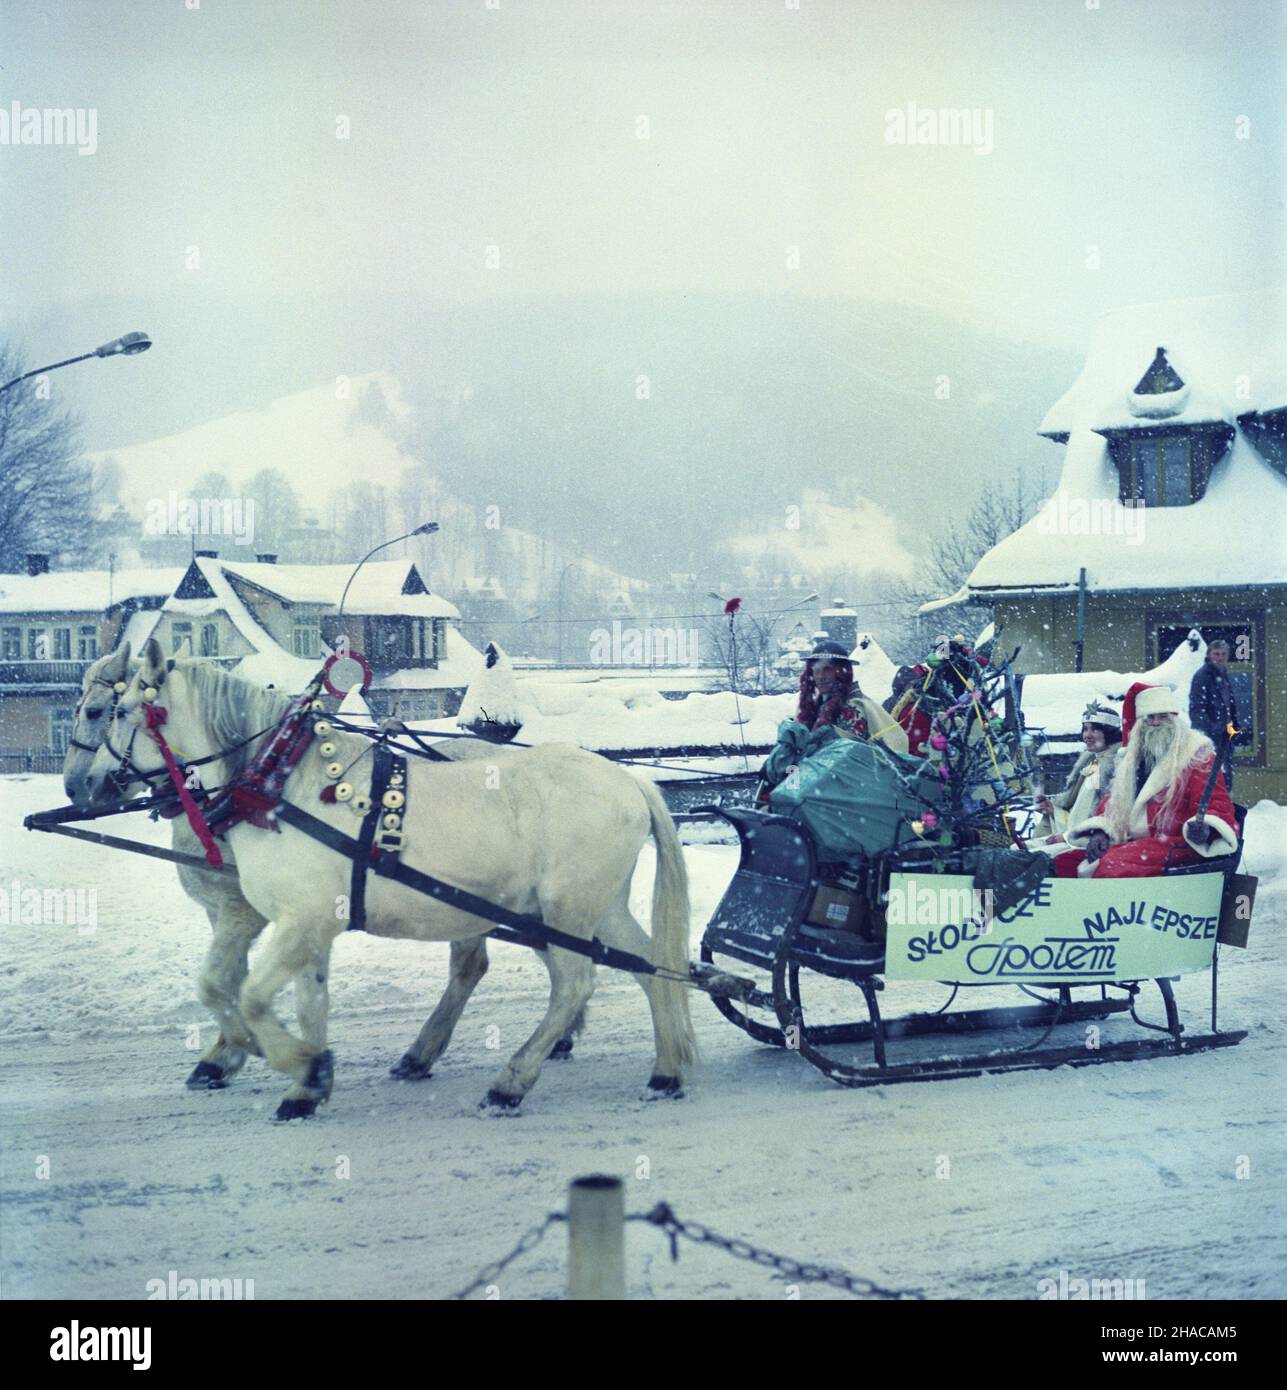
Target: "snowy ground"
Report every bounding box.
[2,776,1284,1301]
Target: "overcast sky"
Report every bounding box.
[2,0,1283,420]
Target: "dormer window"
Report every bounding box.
[1123,433,1193,507]
[1097,347,1235,507]
[1133,346,1185,395]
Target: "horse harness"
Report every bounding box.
[77,684,674,977]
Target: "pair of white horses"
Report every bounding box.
[66,638,697,1120]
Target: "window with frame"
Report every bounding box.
[52,627,72,660]
[49,707,75,754]
[172,622,193,655]
[200,623,219,657]
[292,621,320,658]
[1127,435,1192,506]
[2,627,20,659]
[77,626,98,659]
[27,627,48,660]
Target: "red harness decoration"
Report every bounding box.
[143,704,225,868]
[206,695,318,835]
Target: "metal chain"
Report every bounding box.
[629,1203,924,1300]
[448,1212,566,1300]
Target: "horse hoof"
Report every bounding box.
[304,1048,334,1100]
[273,1096,318,1122]
[644,1074,684,1100]
[185,1061,227,1090]
[389,1053,432,1081]
[549,1036,575,1060]
[480,1089,523,1115]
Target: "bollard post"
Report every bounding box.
[567,1174,625,1300]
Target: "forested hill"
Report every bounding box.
[51,290,1078,580]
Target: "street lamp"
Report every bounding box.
[0,331,152,392]
[338,521,439,619]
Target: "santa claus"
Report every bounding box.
[1052,681,1238,880]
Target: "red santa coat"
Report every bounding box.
[896,703,932,757]
[1054,738,1238,879]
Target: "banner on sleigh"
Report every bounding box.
[884,872,1224,983]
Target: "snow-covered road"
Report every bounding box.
[2,776,1284,1300]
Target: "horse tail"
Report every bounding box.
[636,776,699,1075]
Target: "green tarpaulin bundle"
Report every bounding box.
[768,737,946,862]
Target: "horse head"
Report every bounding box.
[64,643,134,807]
[84,637,191,807]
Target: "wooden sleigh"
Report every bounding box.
[699,805,1254,1087]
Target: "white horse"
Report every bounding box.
[84,639,697,1119]
[63,645,580,1093]
[64,645,272,1089]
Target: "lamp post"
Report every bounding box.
[1,332,152,392]
[338,521,439,621]
[556,562,577,668]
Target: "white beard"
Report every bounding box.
[1140,719,1175,770]
[1105,713,1210,840]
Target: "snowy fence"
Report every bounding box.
[0,750,64,775]
[450,1174,922,1301]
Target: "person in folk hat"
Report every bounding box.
[759,639,908,796]
[1051,681,1238,879]
[1032,700,1122,852]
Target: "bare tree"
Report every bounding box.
[702,605,791,695]
[886,470,1044,652]
[0,346,95,571]
[245,467,305,557]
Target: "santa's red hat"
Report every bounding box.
[1121,681,1181,743]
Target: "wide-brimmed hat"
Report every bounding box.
[803,639,853,663]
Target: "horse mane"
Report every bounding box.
[177,662,295,774]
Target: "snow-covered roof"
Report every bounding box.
[119,609,161,652]
[1021,629,1207,737]
[917,584,971,616]
[1040,288,1287,438]
[972,289,1287,596]
[970,431,1286,593]
[165,557,321,691]
[219,560,460,620]
[0,568,184,615]
[456,643,523,726]
[472,681,790,752]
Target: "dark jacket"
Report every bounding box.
[1189,661,1239,742]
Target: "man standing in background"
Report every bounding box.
[1189,637,1239,791]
